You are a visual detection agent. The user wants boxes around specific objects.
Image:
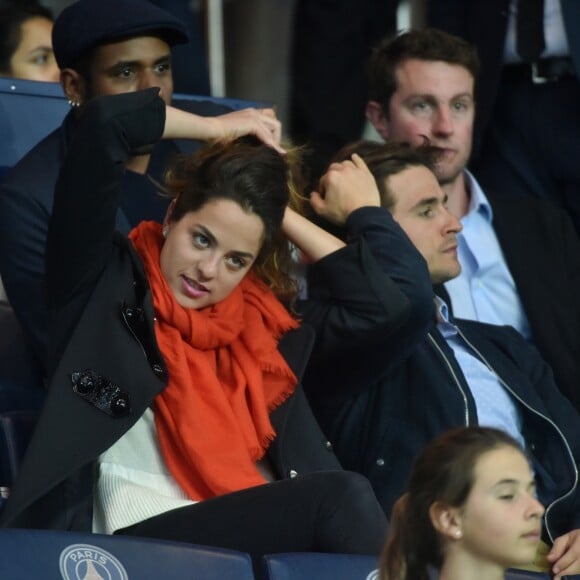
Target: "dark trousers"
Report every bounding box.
[117,471,387,578]
[474,72,580,235]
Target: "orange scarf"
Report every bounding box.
[129,221,298,500]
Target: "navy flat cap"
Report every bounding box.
[52,0,189,69]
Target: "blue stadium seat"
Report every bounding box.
[0,77,262,172]
[0,79,68,169]
[262,552,380,580]
[0,529,255,580]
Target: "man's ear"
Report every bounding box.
[366,101,390,141]
[429,501,463,541]
[60,68,86,107]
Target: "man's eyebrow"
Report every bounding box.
[410,196,441,211]
[404,93,437,102]
[107,54,171,70]
[404,92,473,102]
[107,60,141,71]
[153,54,172,64]
[451,92,474,100]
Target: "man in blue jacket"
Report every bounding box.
[364,28,580,413]
[303,143,580,579]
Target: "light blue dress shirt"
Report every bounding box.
[444,170,532,341]
[435,298,525,447]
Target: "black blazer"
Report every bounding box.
[437,192,580,410]
[0,233,339,530]
[0,90,344,531]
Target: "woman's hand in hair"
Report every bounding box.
[215,107,283,152]
[311,154,381,226]
[163,106,284,154]
[547,528,580,580]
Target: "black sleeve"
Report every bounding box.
[46,89,165,312]
[300,206,433,399]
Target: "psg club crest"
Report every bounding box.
[59,544,128,580]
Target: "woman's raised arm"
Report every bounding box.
[283,154,381,262]
[163,105,284,154]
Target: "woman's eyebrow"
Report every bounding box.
[194,225,256,260]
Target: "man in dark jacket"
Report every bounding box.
[303,143,580,579]
[0,0,224,373]
[428,0,580,235]
[365,28,580,412]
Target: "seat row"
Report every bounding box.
[0,528,548,580]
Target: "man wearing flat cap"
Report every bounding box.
[0,0,225,374]
[53,0,189,173]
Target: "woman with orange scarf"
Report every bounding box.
[0,88,407,572]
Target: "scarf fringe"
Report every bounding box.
[129,220,299,500]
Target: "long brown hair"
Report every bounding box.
[380,427,526,580]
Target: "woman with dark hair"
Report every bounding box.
[0,2,59,82]
[0,88,398,576]
[380,427,545,580]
